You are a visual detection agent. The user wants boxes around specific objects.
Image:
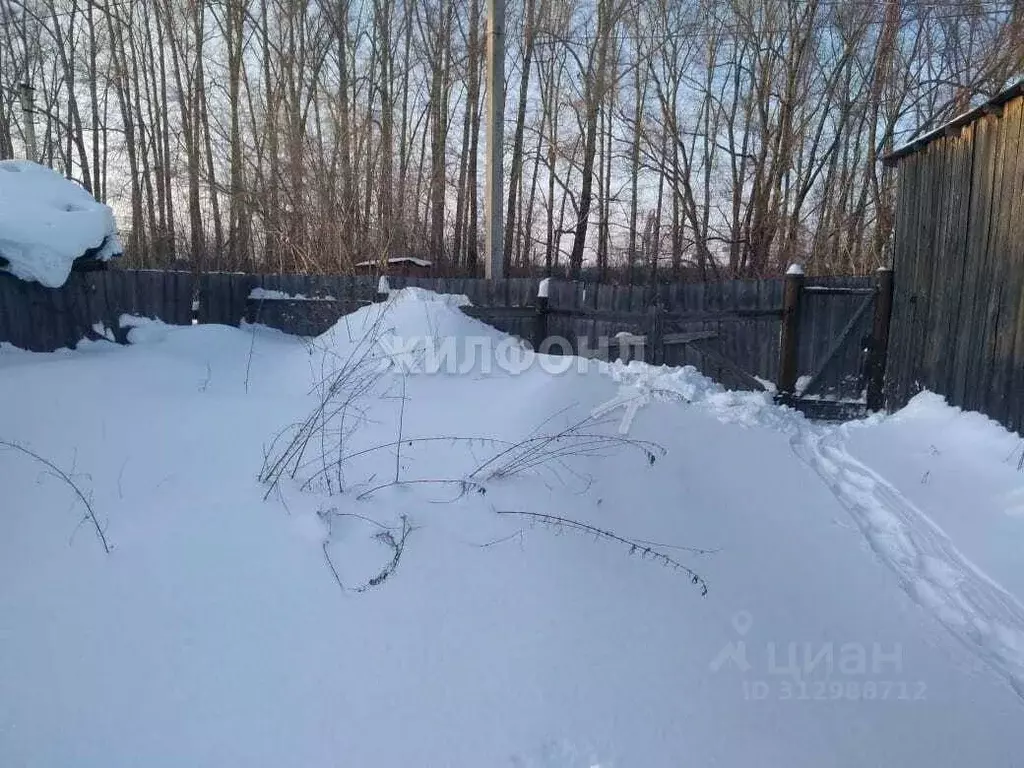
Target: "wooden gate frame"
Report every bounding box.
[776,266,894,411]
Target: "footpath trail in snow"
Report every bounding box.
[791,424,1024,700]
[605,361,1024,702]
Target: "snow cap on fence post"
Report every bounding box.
[375,276,390,303]
[533,278,551,352]
[777,262,806,400]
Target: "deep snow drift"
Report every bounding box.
[0,161,121,287]
[2,289,1024,767]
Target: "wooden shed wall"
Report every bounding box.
[887,93,1024,433]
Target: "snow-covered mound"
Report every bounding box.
[320,286,474,342]
[2,289,1024,766]
[0,160,122,287]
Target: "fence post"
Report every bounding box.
[532,277,550,351]
[375,276,390,303]
[646,301,663,365]
[865,266,894,411]
[777,263,805,399]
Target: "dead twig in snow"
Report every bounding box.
[474,530,525,549]
[395,375,407,484]
[356,516,412,592]
[470,412,665,482]
[295,435,513,491]
[244,298,263,394]
[322,540,346,591]
[260,301,394,496]
[321,509,395,532]
[0,441,111,554]
[318,510,412,593]
[355,478,485,501]
[493,509,708,596]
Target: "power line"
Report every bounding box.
[1,0,1015,30]
[529,1,1018,48]
[0,1,136,29]
[533,8,1017,49]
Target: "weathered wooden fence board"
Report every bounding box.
[0,269,196,350]
[887,88,1024,434]
[984,99,1024,420]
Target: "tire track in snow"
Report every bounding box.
[792,426,1024,701]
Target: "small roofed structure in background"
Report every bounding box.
[353,256,432,277]
[0,160,122,287]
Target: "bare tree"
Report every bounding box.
[0,0,1018,278]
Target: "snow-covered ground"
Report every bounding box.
[0,161,121,287]
[2,289,1024,767]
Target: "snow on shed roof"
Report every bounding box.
[353,256,432,268]
[0,161,122,287]
[882,80,1024,167]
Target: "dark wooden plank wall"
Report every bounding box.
[0,269,197,351]
[244,274,377,336]
[198,272,253,326]
[887,93,1024,433]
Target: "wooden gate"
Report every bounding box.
[776,268,894,420]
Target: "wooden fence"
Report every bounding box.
[0,268,879,408]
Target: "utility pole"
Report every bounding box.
[18,83,37,163]
[484,0,504,279]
